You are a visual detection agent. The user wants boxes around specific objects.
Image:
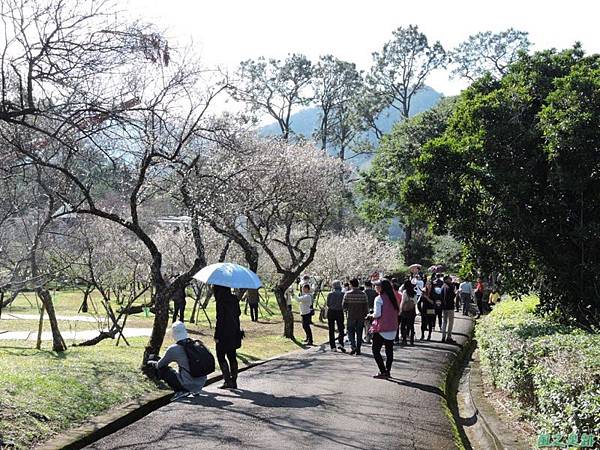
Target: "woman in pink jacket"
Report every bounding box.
[367,279,400,378]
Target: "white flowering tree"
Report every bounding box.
[309,229,400,285]
[189,136,346,337]
[0,0,227,363]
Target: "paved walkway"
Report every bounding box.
[0,313,152,341]
[0,313,99,322]
[0,328,153,341]
[88,315,474,450]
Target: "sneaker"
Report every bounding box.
[338,346,346,353]
[330,347,337,352]
[356,349,361,355]
[171,391,189,401]
[373,373,387,379]
[349,349,356,355]
[219,382,233,389]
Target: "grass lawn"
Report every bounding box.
[0,289,330,449]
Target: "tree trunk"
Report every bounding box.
[36,303,45,350]
[36,288,66,352]
[403,222,413,263]
[273,286,294,339]
[143,282,169,363]
[0,291,18,310]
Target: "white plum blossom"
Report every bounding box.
[309,228,400,285]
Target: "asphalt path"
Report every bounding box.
[88,314,474,450]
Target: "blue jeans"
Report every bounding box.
[347,319,364,351]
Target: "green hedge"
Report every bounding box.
[476,297,600,438]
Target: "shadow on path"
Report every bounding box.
[385,377,446,399]
[217,389,324,409]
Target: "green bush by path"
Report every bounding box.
[476,297,600,439]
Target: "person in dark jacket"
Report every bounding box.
[343,278,369,355]
[441,276,456,343]
[214,284,242,389]
[399,279,417,346]
[247,289,260,322]
[363,280,377,344]
[433,276,444,330]
[326,280,346,352]
[418,280,436,340]
[170,276,187,323]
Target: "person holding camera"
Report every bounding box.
[146,321,207,401]
[295,283,314,346]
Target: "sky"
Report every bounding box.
[126,0,599,97]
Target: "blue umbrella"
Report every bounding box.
[193,263,262,289]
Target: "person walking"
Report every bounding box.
[343,278,369,355]
[441,276,456,343]
[295,284,314,345]
[146,321,207,400]
[247,289,260,322]
[475,277,485,315]
[399,280,417,346]
[326,280,346,352]
[459,278,473,316]
[433,278,443,330]
[391,279,402,344]
[418,281,436,340]
[214,285,243,389]
[363,280,377,344]
[367,279,399,378]
[170,277,187,323]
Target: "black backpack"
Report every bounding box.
[179,339,215,377]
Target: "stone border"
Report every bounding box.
[37,344,323,450]
[455,342,529,450]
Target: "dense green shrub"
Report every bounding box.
[476,298,600,437]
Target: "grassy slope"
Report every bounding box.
[0,290,329,449]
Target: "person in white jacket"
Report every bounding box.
[295,284,314,345]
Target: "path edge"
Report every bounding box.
[442,329,477,450]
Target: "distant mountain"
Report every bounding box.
[260,86,442,165]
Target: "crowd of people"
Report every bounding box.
[148,268,498,398]
[293,270,498,379]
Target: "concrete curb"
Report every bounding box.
[37,343,324,450]
[441,323,477,450]
[455,343,528,450]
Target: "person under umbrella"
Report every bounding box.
[214,284,243,389]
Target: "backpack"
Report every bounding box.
[401,293,416,312]
[179,338,215,377]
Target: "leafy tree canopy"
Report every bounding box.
[404,45,600,329]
